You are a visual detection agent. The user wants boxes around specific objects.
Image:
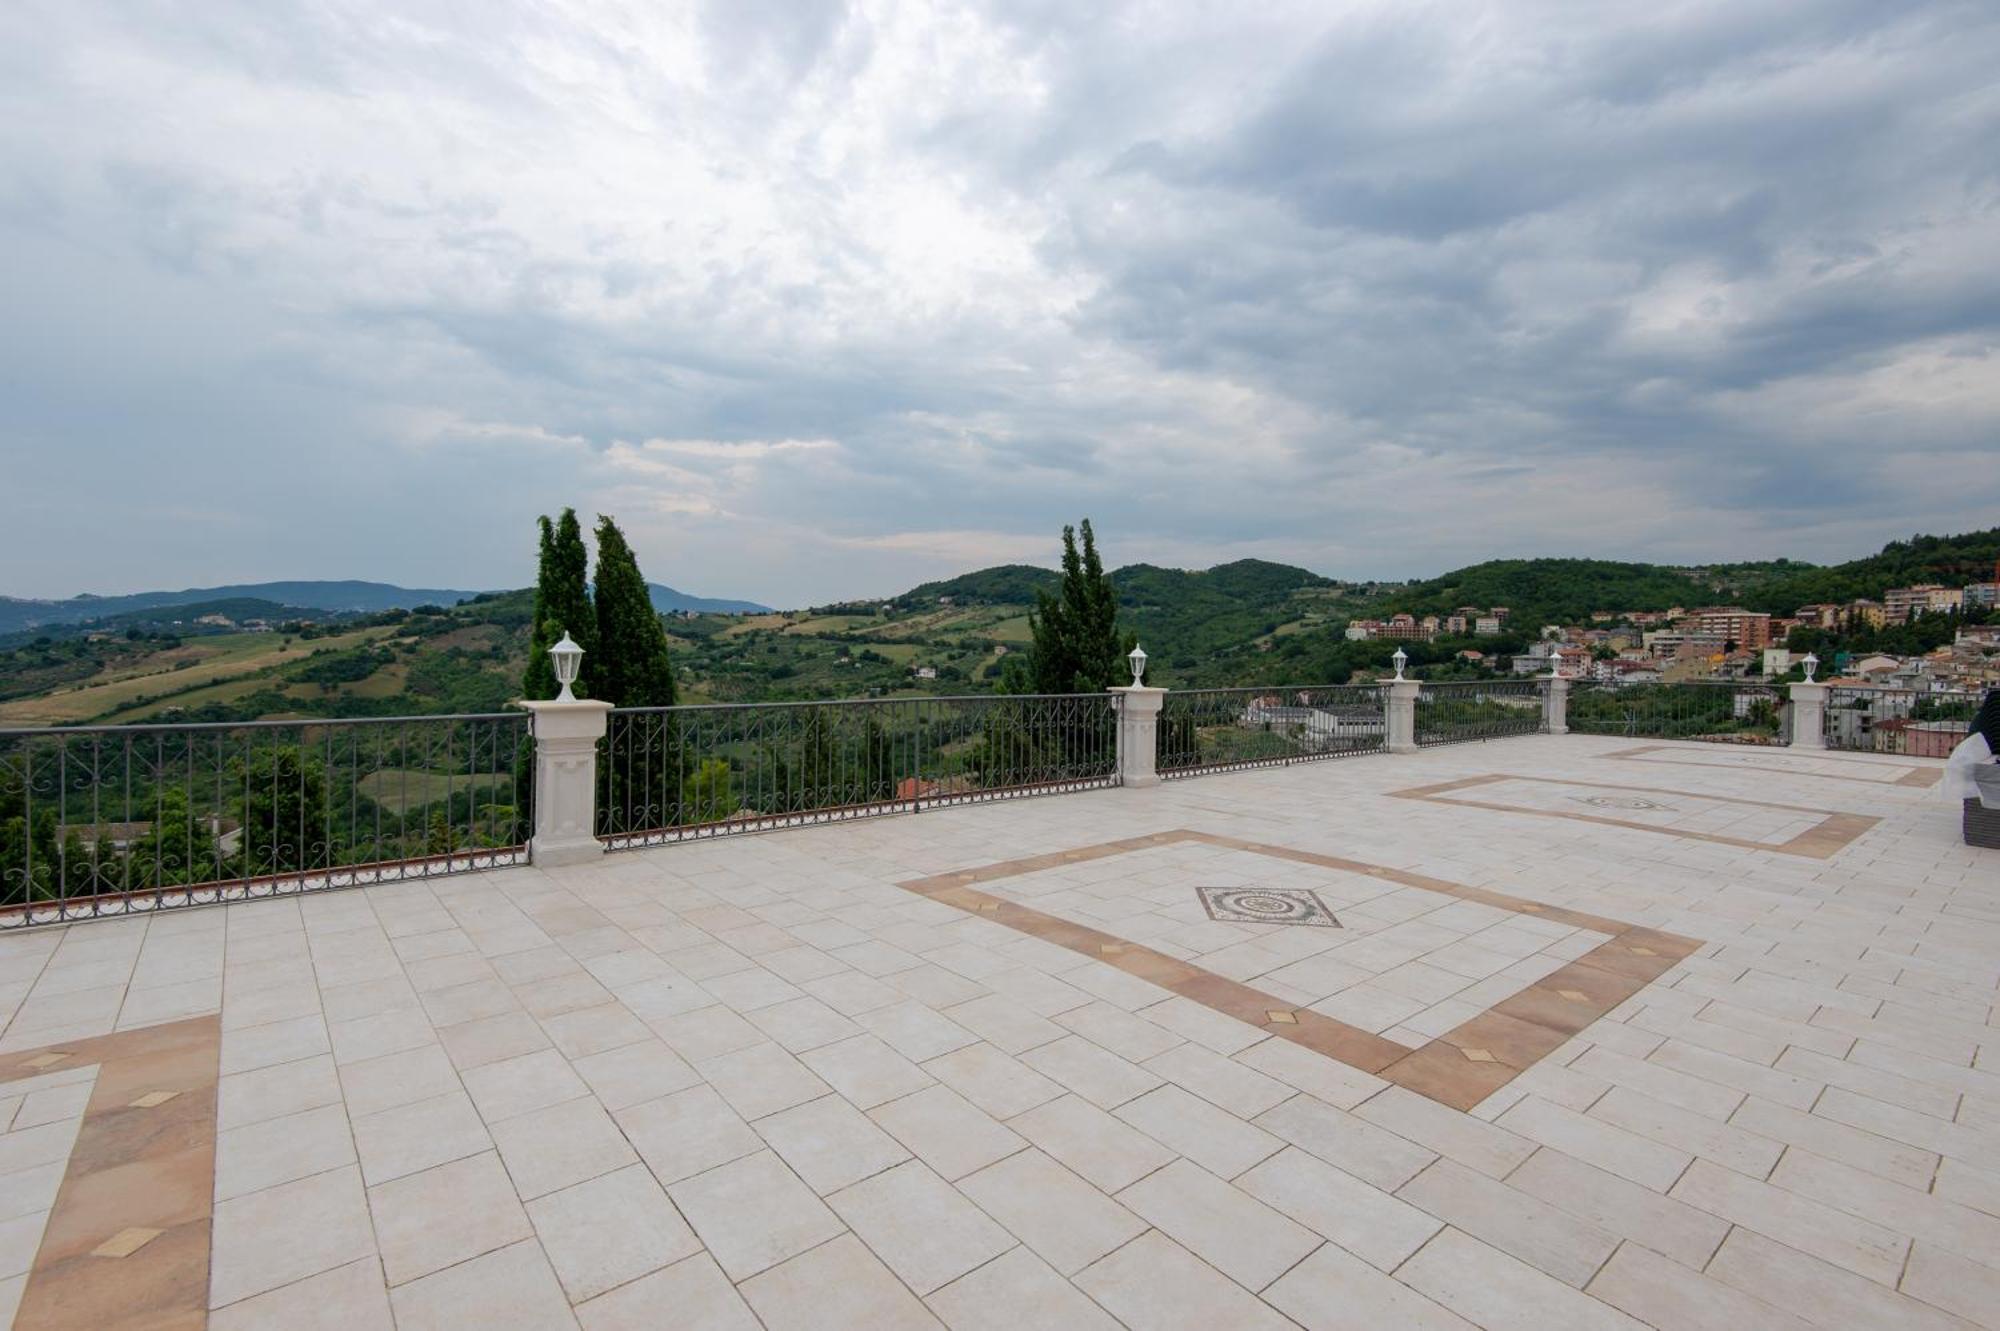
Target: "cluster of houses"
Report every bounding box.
[1345,606,1511,641]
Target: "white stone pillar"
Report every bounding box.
[1543,674,1570,736]
[1384,678,1421,754]
[519,700,613,865]
[1788,682,1827,750]
[1109,686,1165,788]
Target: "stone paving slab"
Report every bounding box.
[0,733,1992,1330]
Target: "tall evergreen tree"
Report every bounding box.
[1029,519,1132,694]
[522,509,596,700]
[591,516,678,707]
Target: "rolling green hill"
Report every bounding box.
[1744,529,2000,613]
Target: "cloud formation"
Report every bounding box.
[3,0,1996,605]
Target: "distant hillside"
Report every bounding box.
[0,577,771,634]
[649,584,771,615]
[1745,528,2000,613]
[898,565,1061,606]
[1381,558,1718,626]
[0,580,487,634]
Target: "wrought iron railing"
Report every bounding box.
[1823,686,1976,756]
[1,713,528,927]
[1568,679,1789,745]
[1158,686,1383,777]
[1414,680,1546,745]
[597,693,1119,848]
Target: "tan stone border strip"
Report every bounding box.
[897,830,1700,1112]
[1387,773,1878,860]
[1,1014,221,1331]
[1599,744,1943,789]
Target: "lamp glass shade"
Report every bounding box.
[549,631,584,702]
[1128,643,1148,687]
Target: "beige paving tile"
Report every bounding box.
[922,1041,1063,1119]
[756,1091,912,1193]
[336,1041,461,1118]
[1142,1041,1292,1117]
[1118,1157,1319,1290]
[1054,1000,1184,1061]
[328,1006,437,1066]
[489,1094,639,1199]
[576,1253,759,1331]
[460,1046,591,1122]
[1509,1147,1727,1270]
[617,1083,764,1184]
[746,994,866,1053]
[1011,1093,1175,1192]
[855,999,981,1062]
[926,1244,1121,1330]
[1075,1230,1294,1330]
[827,1157,1016,1293]
[542,1002,653,1060]
[869,1083,1028,1181]
[1263,1239,1475,1331]
[1669,1158,1908,1285]
[217,1052,342,1131]
[1362,1084,1543,1177]
[209,1257,395,1331]
[648,1004,767,1062]
[1497,1093,1692,1190]
[1016,1033,1162,1110]
[1398,1157,1620,1288]
[1769,1148,2000,1268]
[1114,1082,1283,1178]
[667,1149,845,1281]
[1140,995,1268,1055]
[570,1037,700,1110]
[960,1147,1144,1275]
[741,1233,943,1331]
[1900,1242,2000,1328]
[1234,1032,1388,1110]
[699,1040,832,1121]
[215,1101,356,1201]
[219,1013,330,1076]
[799,1032,935,1108]
[1397,1227,1644,1331]
[1237,1145,1442,1271]
[1706,1227,1966,1331]
[350,1088,492,1186]
[527,1162,702,1302]
[1589,1085,1784,1178]
[1585,1240,1813,1331]
[437,1010,553,1070]
[1255,1091,1435,1189]
[389,1238,580,1331]
[1934,1158,2000,1218]
[368,1149,532,1285]
[209,1165,378,1308]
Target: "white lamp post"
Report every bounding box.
[1801,652,1818,683]
[1391,647,1407,681]
[549,631,584,702]
[1128,643,1148,687]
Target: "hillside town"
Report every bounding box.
[1345,569,2000,697]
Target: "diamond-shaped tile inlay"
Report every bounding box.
[22,1052,70,1070]
[1196,886,1341,928]
[1557,989,1589,1003]
[1459,1047,1497,1063]
[129,1091,180,1108]
[91,1227,163,1259]
[1266,1010,1298,1024]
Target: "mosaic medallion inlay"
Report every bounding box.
[1571,794,1674,811]
[1196,885,1341,928]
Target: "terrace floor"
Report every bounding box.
[2,734,1996,1330]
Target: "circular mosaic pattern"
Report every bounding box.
[1575,794,1672,811]
[1196,885,1340,928]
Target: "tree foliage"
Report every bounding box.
[591,516,678,709]
[1029,520,1133,694]
[523,510,595,701]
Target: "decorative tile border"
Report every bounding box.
[897,830,1700,1112]
[1,1014,221,1331]
[1598,744,1942,789]
[1387,773,1877,859]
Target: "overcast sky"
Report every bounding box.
[3,1,1997,607]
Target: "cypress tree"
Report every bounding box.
[591,515,677,707]
[522,509,596,700]
[1029,519,1130,693]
